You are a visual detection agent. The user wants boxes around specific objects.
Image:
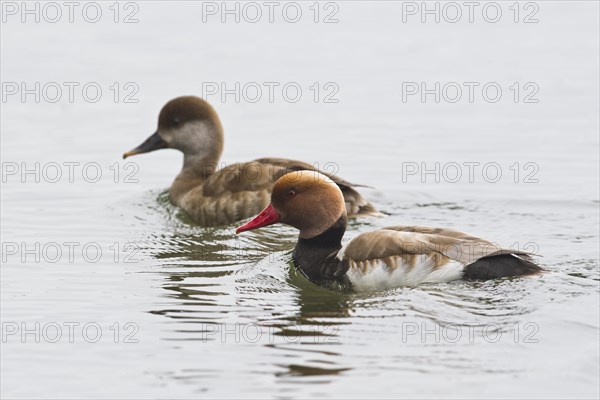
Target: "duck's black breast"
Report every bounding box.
[292,215,351,288]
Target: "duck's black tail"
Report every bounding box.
[463,254,543,280]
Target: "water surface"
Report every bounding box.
[1,2,599,398]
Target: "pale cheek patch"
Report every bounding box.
[346,256,465,292]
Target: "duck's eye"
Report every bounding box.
[173,117,180,125]
[287,190,297,198]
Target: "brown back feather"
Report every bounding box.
[340,226,535,265]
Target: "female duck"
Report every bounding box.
[123,96,377,226]
[236,171,542,291]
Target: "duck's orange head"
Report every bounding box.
[236,171,346,239]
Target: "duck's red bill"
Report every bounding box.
[236,204,280,234]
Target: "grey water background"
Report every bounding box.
[1,1,599,398]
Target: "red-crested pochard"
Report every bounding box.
[123,96,378,226]
[236,171,542,291]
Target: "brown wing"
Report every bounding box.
[201,161,286,197]
[201,158,379,216]
[339,226,535,265]
[253,157,361,188]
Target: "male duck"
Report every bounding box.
[236,171,542,291]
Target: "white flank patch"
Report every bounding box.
[345,256,465,292]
